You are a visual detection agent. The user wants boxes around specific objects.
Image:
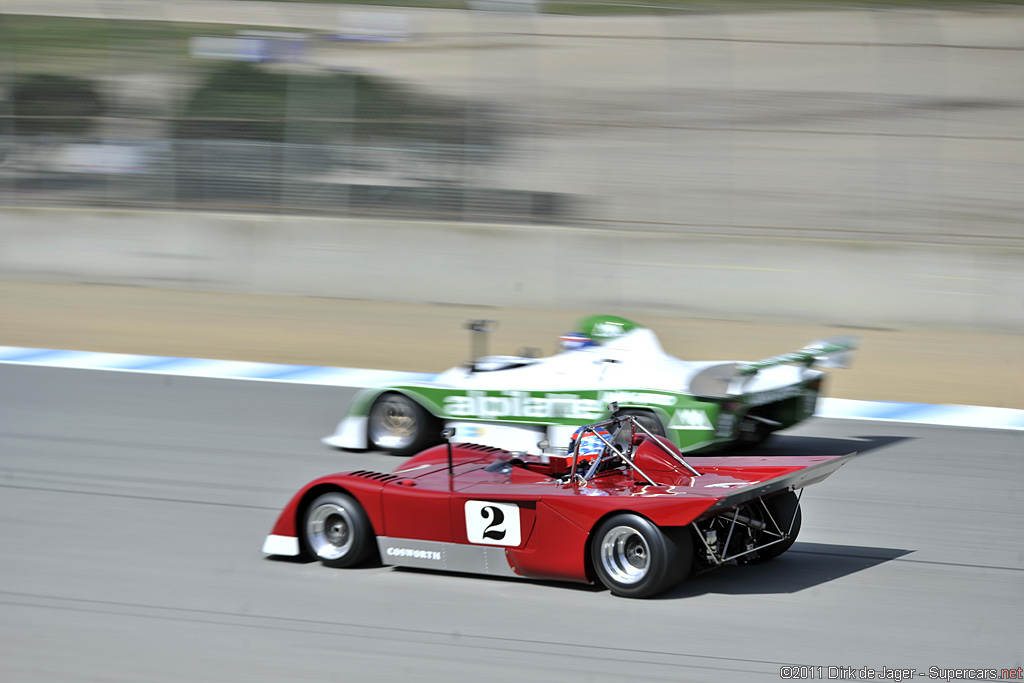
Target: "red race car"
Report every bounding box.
[263,411,861,598]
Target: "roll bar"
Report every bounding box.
[567,411,701,485]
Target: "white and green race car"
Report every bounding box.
[323,315,857,456]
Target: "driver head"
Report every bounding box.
[567,426,613,463]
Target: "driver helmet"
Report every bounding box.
[567,426,613,461]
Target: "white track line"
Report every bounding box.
[2,347,1021,430]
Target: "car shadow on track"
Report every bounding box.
[265,555,317,565]
[386,541,913,600]
[658,541,914,600]
[390,567,605,593]
[741,435,912,458]
[280,544,911,599]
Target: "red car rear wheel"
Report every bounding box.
[591,513,692,598]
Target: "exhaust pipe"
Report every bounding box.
[724,511,767,531]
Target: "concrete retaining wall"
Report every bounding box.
[2,207,1021,332]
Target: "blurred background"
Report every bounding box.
[2,0,1022,232]
[0,0,1022,404]
[2,7,1021,681]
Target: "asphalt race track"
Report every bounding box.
[1,365,1021,682]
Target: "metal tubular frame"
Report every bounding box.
[567,413,701,485]
[692,489,804,566]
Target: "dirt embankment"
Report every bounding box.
[3,280,1021,409]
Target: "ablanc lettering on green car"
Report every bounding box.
[443,391,605,420]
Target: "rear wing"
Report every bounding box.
[689,336,859,398]
[700,450,862,516]
[736,336,859,375]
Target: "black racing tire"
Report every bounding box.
[302,492,375,568]
[747,491,802,564]
[620,409,666,437]
[590,513,692,598]
[614,409,666,451]
[367,392,439,456]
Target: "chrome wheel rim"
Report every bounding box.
[369,398,418,449]
[307,502,355,561]
[600,526,650,584]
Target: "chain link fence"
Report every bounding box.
[0,12,567,222]
[0,5,1022,242]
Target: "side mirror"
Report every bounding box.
[441,427,456,477]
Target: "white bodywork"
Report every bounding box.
[323,327,820,452]
[261,534,300,557]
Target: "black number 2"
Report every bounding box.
[481,506,506,540]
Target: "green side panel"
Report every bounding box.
[347,380,819,453]
[576,315,642,343]
[345,385,460,419]
[351,372,828,458]
[663,399,724,452]
[739,378,820,429]
[368,385,730,452]
[380,386,682,424]
[425,387,615,424]
[346,387,387,417]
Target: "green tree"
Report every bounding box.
[9,74,106,136]
[175,62,491,148]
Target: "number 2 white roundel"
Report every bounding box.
[465,501,521,547]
